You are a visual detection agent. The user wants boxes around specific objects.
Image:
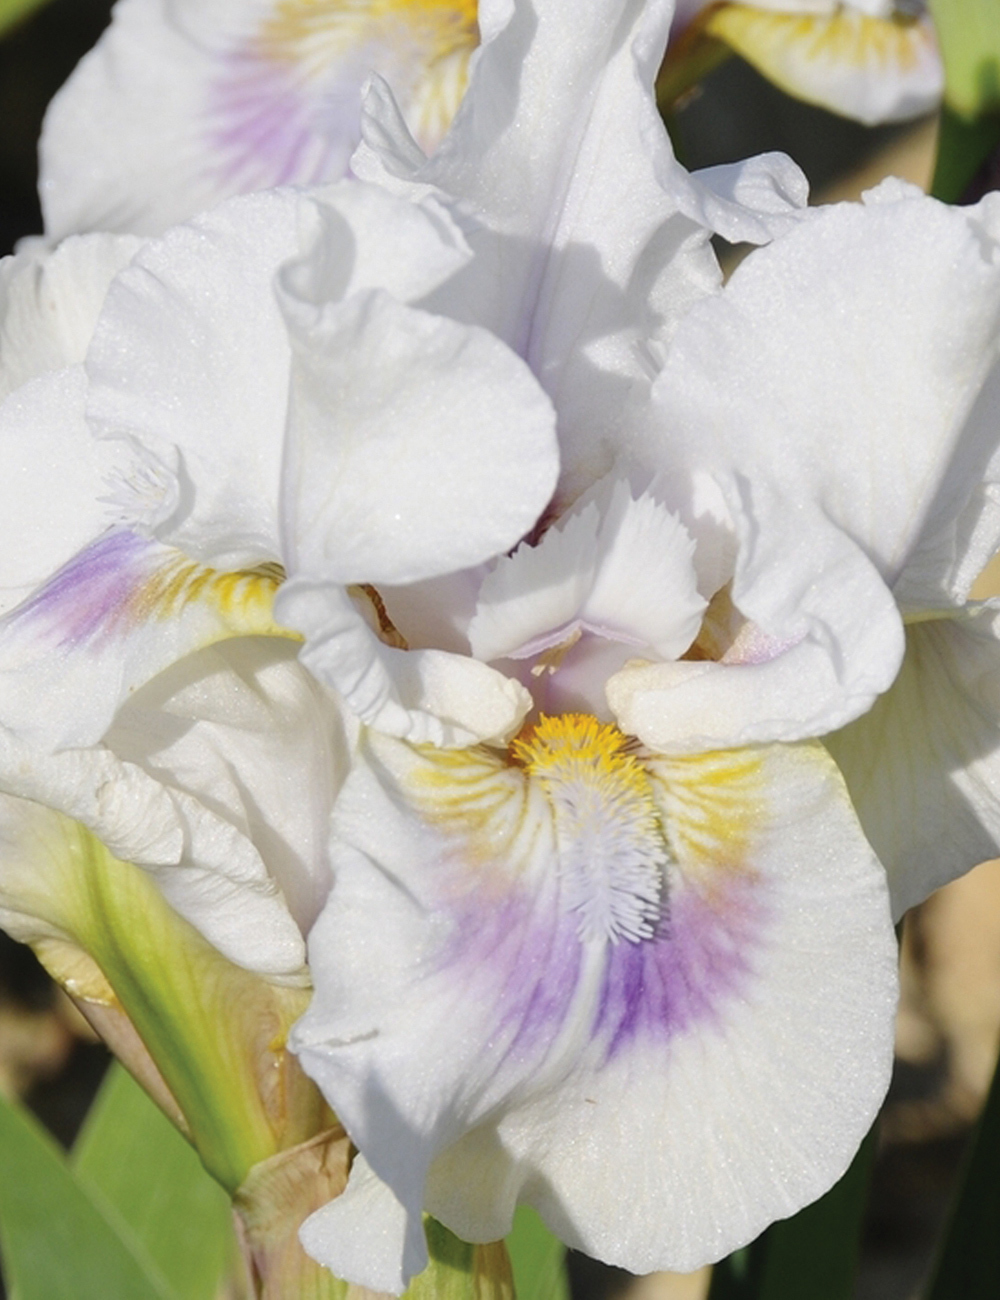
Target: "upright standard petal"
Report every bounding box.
[353,0,809,501]
[39,0,479,239]
[274,185,559,741]
[292,721,897,1289]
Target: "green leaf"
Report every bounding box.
[0,1087,178,1300]
[931,107,1000,202]
[927,0,1000,119]
[923,1049,1000,1299]
[0,0,54,40]
[72,1063,239,1300]
[707,1125,877,1300]
[506,1206,569,1300]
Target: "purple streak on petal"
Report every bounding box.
[440,874,583,1066]
[595,872,768,1062]
[9,530,151,649]
[205,49,359,192]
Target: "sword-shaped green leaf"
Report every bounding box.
[0,1086,178,1300]
[71,1063,240,1300]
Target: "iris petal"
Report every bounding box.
[292,722,896,1290]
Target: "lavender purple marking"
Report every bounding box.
[442,873,583,1068]
[594,873,768,1063]
[428,836,769,1076]
[206,50,359,191]
[7,529,151,649]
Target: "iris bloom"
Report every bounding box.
[282,3,998,1293]
[1,0,995,1292]
[669,0,943,123]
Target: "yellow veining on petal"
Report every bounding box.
[412,743,530,840]
[396,722,773,940]
[127,555,298,640]
[707,6,929,71]
[647,749,765,883]
[256,0,478,149]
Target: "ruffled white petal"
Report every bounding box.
[469,481,705,664]
[106,637,351,936]
[293,731,896,1289]
[279,285,559,585]
[826,603,1000,918]
[353,0,808,502]
[39,0,477,239]
[0,736,306,980]
[84,188,303,566]
[586,482,705,657]
[634,185,1000,744]
[469,507,602,662]
[282,180,472,310]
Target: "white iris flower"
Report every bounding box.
[0,0,995,1294]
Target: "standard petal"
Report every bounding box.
[39,0,477,239]
[353,0,808,503]
[825,603,1000,918]
[279,286,559,584]
[0,530,295,751]
[292,727,896,1289]
[281,179,472,310]
[85,188,303,566]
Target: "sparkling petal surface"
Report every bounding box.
[354,0,808,503]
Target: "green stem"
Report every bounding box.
[67,826,309,1190]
